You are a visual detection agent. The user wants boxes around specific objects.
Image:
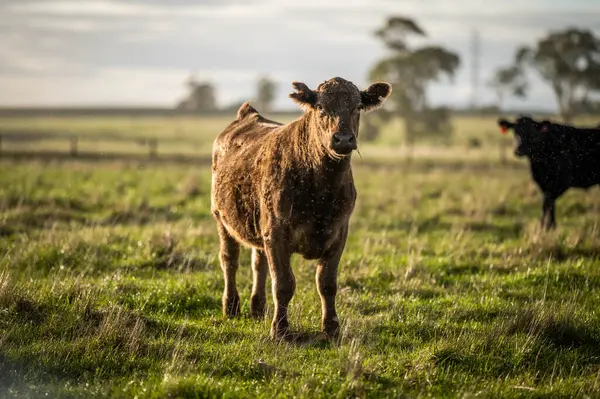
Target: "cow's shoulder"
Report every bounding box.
[214,104,284,159]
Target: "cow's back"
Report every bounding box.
[211,103,284,248]
[532,128,600,192]
[212,103,283,170]
[562,129,600,188]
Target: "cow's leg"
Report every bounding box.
[250,248,268,319]
[216,220,241,317]
[316,224,348,338]
[542,194,557,230]
[263,235,295,339]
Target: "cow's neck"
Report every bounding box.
[529,141,559,164]
[527,146,560,184]
[322,153,352,176]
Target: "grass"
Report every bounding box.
[1,114,600,397]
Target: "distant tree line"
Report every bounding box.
[176,18,600,145]
[176,75,278,114]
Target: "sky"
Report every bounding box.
[0,0,599,111]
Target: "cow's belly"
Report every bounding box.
[571,169,600,189]
[218,210,263,248]
[211,177,263,248]
[292,221,343,260]
[287,191,355,260]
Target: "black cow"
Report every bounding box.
[498,116,600,230]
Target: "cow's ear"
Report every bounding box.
[360,82,392,112]
[289,82,317,109]
[498,118,514,134]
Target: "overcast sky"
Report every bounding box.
[1,0,599,111]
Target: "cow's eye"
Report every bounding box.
[317,106,327,116]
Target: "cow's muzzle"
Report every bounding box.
[514,148,527,157]
[331,132,357,155]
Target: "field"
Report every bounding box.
[0,113,519,159]
[1,114,600,398]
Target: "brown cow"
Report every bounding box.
[211,77,392,339]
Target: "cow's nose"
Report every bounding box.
[331,132,357,154]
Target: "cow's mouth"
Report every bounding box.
[333,146,355,156]
[513,136,526,157]
[514,146,527,157]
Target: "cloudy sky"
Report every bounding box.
[1,0,599,111]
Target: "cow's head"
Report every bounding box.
[290,77,392,156]
[498,116,551,157]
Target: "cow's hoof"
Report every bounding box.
[322,317,340,339]
[223,294,240,318]
[270,327,291,341]
[270,320,290,341]
[250,295,266,319]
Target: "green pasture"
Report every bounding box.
[1,114,600,397]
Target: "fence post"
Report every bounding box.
[70,137,78,157]
[149,139,158,159]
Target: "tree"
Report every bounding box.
[369,16,460,146]
[487,65,527,111]
[515,28,600,122]
[176,74,217,112]
[374,16,426,53]
[256,76,277,113]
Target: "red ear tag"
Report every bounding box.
[500,126,508,134]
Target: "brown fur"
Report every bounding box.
[211,77,391,339]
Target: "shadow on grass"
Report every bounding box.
[1,282,281,389]
[1,294,157,382]
[342,274,443,298]
[101,206,185,226]
[11,297,49,325]
[1,196,90,212]
[534,245,600,262]
[507,307,600,350]
[115,281,222,317]
[1,203,212,238]
[432,306,600,380]
[464,221,523,238]
[442,264,484,276]
[274,331,335,349]
[499,270,600,302]
[2,209,88,236]
[386,216,523,240]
